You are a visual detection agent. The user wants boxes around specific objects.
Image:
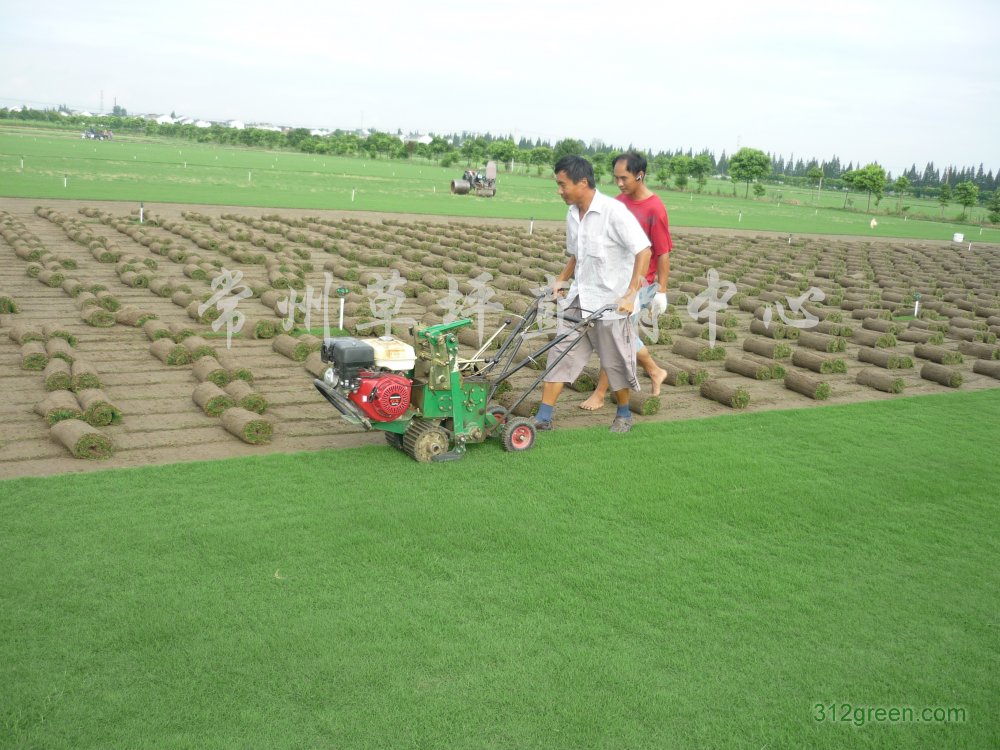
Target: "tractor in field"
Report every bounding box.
[312,293,612,462]
[450,161,497,197]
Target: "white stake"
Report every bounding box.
[139,201,144,224]
[352,189,356,202]
[338,298,345,330]
[63,176,67,188]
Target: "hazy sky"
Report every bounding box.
[2,0,997,176]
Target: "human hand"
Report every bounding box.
[617,290,638,315]
[650,292,668,317]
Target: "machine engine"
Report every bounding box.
[319,336,415,423]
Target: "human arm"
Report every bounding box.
[553,256,576,298]
[617,247,651,314]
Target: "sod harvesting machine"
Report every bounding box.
[450,161,497,197]
[313,293,613,462]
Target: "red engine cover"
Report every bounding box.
[348,372,412,422]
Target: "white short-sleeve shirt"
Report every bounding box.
[564,189,651,320]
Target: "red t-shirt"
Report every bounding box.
[616,193,672,284]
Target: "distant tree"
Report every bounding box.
[893,175,910,213]
[689,154,713,192]
[440,151,460,168]
[528,146,554,175]
[954,181,979,218]
[553,138,586,162]
[652,154,671,186]
[488,139,518,169]
[752,183,766,198]
[806,165,823,186]
[729,147,771,198]
[987,190,1000,224]
[852,163,887,212]
[111,104,127,117]
[460,137,488,167]
[938,183,952,216]
[670,154,692,191]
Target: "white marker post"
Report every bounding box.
[248,171,252,183]
[738,210,742,223]
[336,287,349,331]
[529,217,534,235]
[63,175,67,188]
[352,189,356,202]
[139,201,144,224]
[913,292,921,318]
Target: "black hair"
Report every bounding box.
[553,155,595,188]
[612,151,647,178]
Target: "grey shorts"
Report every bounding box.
[543,297,640,392]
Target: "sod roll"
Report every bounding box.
[792,349,846,374]
[724,356,772,380]
[958,340,1000,360]
[699,379,750,409]
[168,322,197,341]
[193,381,235,416]
[857,346,912,369]
[50,419,114,459]
[856,368,905,394]
[749,318,787,339]
[629,392,661,416]
[95,291,120,312]
[742,336,791,360]
[897,329,939,345]
[76,388,123,426]
[215,350,253,382]
[21,341,48,370]
[273,333,311,362]
[149,277,174,297]
[662,357,708,385]
[851,329,897,349]
[150,338,192,365]
[672,337,725,362]
[784,370,831,400]
[43,337,75,363]
[35,390,84,424]
[70,360,102,391]
[797,331,846,353]
[43,358,73,390]
[972,359,1000,379]
[920,362,963,388]
[303,351,327,378]
[74,291,99,310]
[913,344,963,365]
[742,353,786,379]
[221,407,273,444]
[223,379,268,414]
[81,307,115,327]
[9,322,44,344]
[41,324,77,347]
[1,291,22,313]
[171,290,194,308]
[143,319,173,341]
[568,366,599,393]
[248,318,278,339]
[192,356,231,386]
[115,306,158,327]
[181,336,216,360]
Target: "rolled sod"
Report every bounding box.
[850,308,892,321]
[791,349,846,374]
[662,357,708,385]
[143,319,173,341]
[224,379,268,414]
[171,291,194,308]
[972,359,1000,379]
[187,299,220,324]
[724,356,772,380]
[150,338,192,365]
[857,346,913,369]
[568,366,598,393]
[95,291,121,312]
[44,337,75,363]
[115,306,158,327]
[742,353,786,379]
[742,336,791,360]
[181,336,217,360]
[41,324,77,347]
[248,318,278,339]
[215,350,253,382]
[303,351,327,378]
[897,329,938,345]
[9,322,45,344]
[797,331,847,353]
[861,317,901,334]
[71,361,102,391]
[49,419,114,459]
[913,344,963,365]
[21,341,48,370]
[221,407,273,444]
[168,322,197,341]
[958,340,1000,360]
[260,289,288,310]
[43,358,73,390]
[297,334,324,353]
[856,368,905,394]
[920,362,963,388]
[784,370,831,400]
[0,291,20,313]
[91,245,121,263]
[672,337,725,362]
[193,381,235,416]
[119,271,150,288]
[80,307,115,327]
[76,388,123,426]
[699,379,750,409]
[74,291,99,310]
[629,392,661,416]
[183,263,208,280]
[273,333,311,362]
[192,356,232,387]
[149,277,174,297]
[749,318,790,339]
[35,391,84,424]
[37,269,65,287]
[851,329,897,349]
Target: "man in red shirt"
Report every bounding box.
[580,152,671,410]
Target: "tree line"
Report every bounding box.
[1,106,996,221]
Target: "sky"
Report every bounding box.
[1,0,998,177]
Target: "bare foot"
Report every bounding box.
[579,392,607,410]
[648,366,667,396]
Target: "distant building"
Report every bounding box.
[226,120,245,130]
[401,133,433,145]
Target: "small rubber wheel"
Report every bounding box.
[501,417,536,452]
[487,403,508,426]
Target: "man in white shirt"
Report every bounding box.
[535,155,652,434]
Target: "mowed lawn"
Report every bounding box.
[2,126,999,243]
[2,390,997,748]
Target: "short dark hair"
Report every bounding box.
[612,151,647,177]
[554,155,595,188]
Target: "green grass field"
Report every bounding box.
[2,125,998,243]
[2,391,998,748]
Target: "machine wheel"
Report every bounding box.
[384,430,404,451]
[501,417,536,452]
[486,402,508,426]
[402,419,450,463]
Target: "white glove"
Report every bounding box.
[650,292,668,317]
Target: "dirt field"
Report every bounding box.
[2,197,998,479]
